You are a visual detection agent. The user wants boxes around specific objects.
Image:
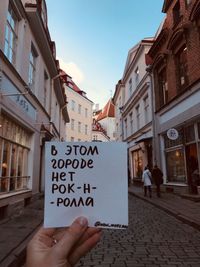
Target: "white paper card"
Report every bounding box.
[44,142,128,229]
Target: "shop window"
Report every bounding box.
[4,3,18,64]
[166,148,186,183]
[185,124,195,143]
[175,45,188,90]
[0,114,30,194]
[164,128,183,148]
[133,150,143,179]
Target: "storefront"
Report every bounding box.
[0,113,31,194]
[163,121,200,193]
[129,137,152,181]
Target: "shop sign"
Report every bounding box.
[1,75,36,120]
[167,128,179,140]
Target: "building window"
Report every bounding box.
[85,108,88,117]
[129,112,133,134]
[44,71,48,110]
[175,45,188,90]
[136,105,140,130]
[0,114,30,193]
[135,67,139,86]
[4,4,18,64]
[173,0,181,26]
[164,128,183,148]
[129,78,132,96]
[143,95,149,124]
[85,125,88,135]
[133,150,143,179]
[124,118,127,139]
[166,148,186,183]
[28,44,37,90]
[78,122,81,133]
[71,119,75,131]
[185,124,195,143]
[78,104,81,114]
[71,100,75,111]
[158,67,168,107]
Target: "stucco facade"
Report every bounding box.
[113,39,154,181]
[63,77,93,142]
[0,0,69,219]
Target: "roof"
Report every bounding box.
[59,69,93,103]
[96,99,115,121]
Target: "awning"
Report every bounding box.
[135,137,152,144]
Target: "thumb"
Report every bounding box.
[55,217,88,257]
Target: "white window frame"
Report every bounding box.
[4,4,18,64]
[28,44,37,91]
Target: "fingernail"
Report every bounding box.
[77,216,88,227]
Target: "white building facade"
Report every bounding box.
[113,39,154,181]
[63,75,93,142]
[0,0,69,218]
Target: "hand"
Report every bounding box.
[26,217,101,267]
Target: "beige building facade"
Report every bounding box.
[63,74,93,142]
[0,0,69,219]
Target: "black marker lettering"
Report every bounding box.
[83,183,91,194]
[51,145,58,156]
[68,171,75,182]
[65,145,72,155]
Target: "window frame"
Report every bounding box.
[4,3,18,64]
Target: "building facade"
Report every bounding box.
[92,119,110,142]
[113,39,154,181]
[95,99,116,141]
[0,0,69,219]
[148,0,200,194]
[62,72,93,142]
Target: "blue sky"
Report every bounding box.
[47,0,165,108]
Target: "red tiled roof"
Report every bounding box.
[96,99,115,121]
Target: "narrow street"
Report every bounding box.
[77,195,200,267]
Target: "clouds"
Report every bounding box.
[58,57,84,86]
[58,57,110,109]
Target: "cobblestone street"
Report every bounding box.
[77,195,200,267]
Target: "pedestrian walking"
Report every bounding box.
[152,165,163,197]
[142,166,152,198]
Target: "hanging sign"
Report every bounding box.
[44,142,128,229]
[167,128,179,140]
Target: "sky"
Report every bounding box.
[47,0,165,109]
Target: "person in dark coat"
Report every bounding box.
[152,165,163,197]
